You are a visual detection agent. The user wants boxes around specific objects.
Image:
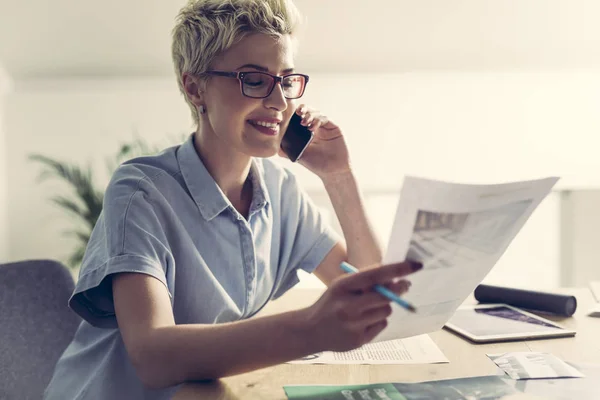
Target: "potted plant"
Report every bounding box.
[29,134,185,269]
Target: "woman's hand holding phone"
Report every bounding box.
[280,105,351,180]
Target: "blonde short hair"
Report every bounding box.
[172,0,302,125]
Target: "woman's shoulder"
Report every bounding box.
[106,146,182,202]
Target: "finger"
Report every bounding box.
[358,282,412,314]
[383,279,411,296]
[353,304,392,327]
[363,320,388,343]
[296,104,307,116]
[313,116,328,130]
[302,111,316,126]
[308,116,326,132]
[336,261,422,293]
[337,262,421,293]
[350,291,391,314]
[308,120,320,132]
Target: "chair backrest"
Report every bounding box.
[0,259,81,400]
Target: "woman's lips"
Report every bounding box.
[248,120,280,136]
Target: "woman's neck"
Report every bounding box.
[192,132,253,217]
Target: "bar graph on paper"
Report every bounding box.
[405,200,533,271]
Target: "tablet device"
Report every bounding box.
[444,304,576,343]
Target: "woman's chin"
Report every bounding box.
[246,143,280,159]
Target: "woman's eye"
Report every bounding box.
[283,77,301,89]
[245,79,264,87]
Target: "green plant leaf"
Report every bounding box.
[63,230,91,245]
[29,154,88,185]
[51,196,85,219]
[30,155,104,229]
[29,133,188,270]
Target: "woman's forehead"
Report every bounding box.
[213,33,295,73]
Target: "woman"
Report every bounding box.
[44,1,421,399]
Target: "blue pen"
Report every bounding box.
[340,261,417,313]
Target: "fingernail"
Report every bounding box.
[410,262,423,272]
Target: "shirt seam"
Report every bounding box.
[295,225,337,272]
[77,253,166,282]
[119,170,172,255]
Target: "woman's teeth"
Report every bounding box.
[252,121,278,128]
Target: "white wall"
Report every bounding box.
[8,70,600,287]
[5,78,193,265]
[560,190,600,287]
[0,63,11,262]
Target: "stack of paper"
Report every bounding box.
[287,334,447,365]
[487,352,585,380]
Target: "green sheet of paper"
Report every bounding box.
[284,376,518,400]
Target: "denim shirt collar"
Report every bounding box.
[177,134,270,221]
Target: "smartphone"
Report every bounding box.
[280,112,314,162]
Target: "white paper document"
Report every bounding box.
[487,352,585,380]
[287,334,448,365]
[588,282,600,317]
[589,281,600,302]
[374,176,558,342]
[587,303,600,318]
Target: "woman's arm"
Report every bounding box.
[323,171,382,268]
[315,171,383,285]
[112,273,313,389]
[113,261,416,389]
[289,106,383,285]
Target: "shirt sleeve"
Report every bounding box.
[272,171,340,299]
[69,169,174,328]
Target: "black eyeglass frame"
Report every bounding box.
[204,70,310,99]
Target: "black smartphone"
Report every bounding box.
[280,112,314,162]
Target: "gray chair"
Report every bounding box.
[0,259,81,400]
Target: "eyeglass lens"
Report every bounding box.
[242,73,306,99]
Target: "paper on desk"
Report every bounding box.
[587,303,600,317]
[284,376,518,400]
[374,176,559,343]
[589,281,600,302]
[487,352,585,380]
[287,334,447,365]
[588,282,600,317]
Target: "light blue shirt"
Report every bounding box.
[44,134,338,400]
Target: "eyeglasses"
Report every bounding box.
[204,70,309,99]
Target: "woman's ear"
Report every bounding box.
[182,73,205,107]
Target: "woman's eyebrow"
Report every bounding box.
[237,63,295,74]
[237,63,268,71]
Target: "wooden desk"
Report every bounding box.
[173,288,600,400]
